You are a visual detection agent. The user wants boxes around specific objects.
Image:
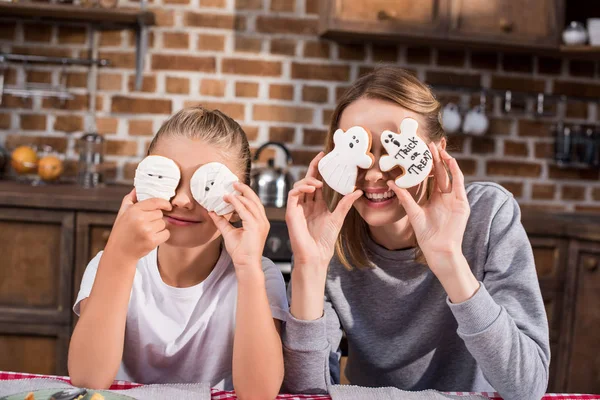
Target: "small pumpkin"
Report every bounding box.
[38,155,64,182]
[11,146,38,175]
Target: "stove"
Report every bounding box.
[262,219,292,281]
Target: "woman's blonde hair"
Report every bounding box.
[324,67,446,270]
[147,105,251,184]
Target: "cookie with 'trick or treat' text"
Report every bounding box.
[190,162,240,216]
[379,118,433,189]
[134,155,181,201]
[318,126,374,195]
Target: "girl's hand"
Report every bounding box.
[388,144,470,275]
[209,182,270,270]
[285,152,363,268]
[105,189,172,264]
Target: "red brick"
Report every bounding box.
[0,22,15,40]
[336,86,350,102]
[292,63,349,81]
[499,182,523,197]
[24,24,53,43]
[183,101,245,120]
[26,71,52,84]
[223,58,281,76]
[269,126,295,143]
[236,82,259,98]
[5,135,67,153]
[372,45,398,62]
[271,39,296,56]
[269,84,294,100]
[201,0,226,7]
[568,60,595,78]
[575,205,600,213]
[99,31,122,47]
[200,79,226,97]
[521,204,567,213]
[184,12,246,30]
[518,120,552,138]
[504,140,528,157]
[291,150,319,166]
[270,0,295,12]
[12,46,71,58]
[43,94,93,111]
[1,95,32,109]
[163,32,190,49]
[566,101,589,119]
[111,96,171,114]
[0,113,11,129]
[548,165,599,181]
[322,109,334,126]
[235,36,262,53]
[538,57,562,75]
[302,85,328,103]
[532,184,556,200]
[534,142,553,159]
[129,120,154,136]
[57,26,87,44]
[54,115,83,133]
[99,51,136,69]
[425,71,481,88]
[491,76,545,93]
[446,135,466,153]
[488,118,513,135]
[304,42,330,58]
[242,125,259,141]
[166,76,190,94]
[3,68,17,85]
[235,0,262,9]
[470,51,498,70]
[128,75,157,93]
[198,34,226,51]
[561,185,586,201]
[96,117,118,134]
[305,0,318,14]
[406,47,431,64]
[65,72,88,88]
[151,8,175,26]
[486,161,541,177]
[456,158,477,176]
[254,105,313,123]
[256,16,317,35]
[303,128,327,145]
[592,187,600,201]
[471,137,495,154]
[106,140,138,156]
[152,54,216,72]
[554,80,600,99]
[98,73,123,91]
[437,49,466,67]
[502,53,533,73]
[20,114,47,131]
[338,44,366,61]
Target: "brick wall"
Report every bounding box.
[1,0,600,212]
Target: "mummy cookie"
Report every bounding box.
[190,162,240,216]
[134,155,181,201]
[379,118,433,189]
[318,126,374,195]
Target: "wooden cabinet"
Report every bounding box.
[320,0,563,50]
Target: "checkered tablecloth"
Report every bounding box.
[1,371,599,399]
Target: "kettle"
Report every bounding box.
[250,142,295,208]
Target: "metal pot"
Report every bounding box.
[250,142,294,208]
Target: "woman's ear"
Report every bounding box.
[438,137,447,152]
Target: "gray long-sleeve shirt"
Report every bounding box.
[282,182,550,400]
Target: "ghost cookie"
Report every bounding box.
[318,126,374,195]
[190,162,240,216]
[134,155,181,201]
[379,118,433,189]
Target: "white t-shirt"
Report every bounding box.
[74,247,288,389]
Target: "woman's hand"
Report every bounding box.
[105,189,172,264]
[285,152,363,268]
[209,182,270,271]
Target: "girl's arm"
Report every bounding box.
[209,182,287,400]
[68,191,171,389]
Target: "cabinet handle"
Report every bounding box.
[499,18,514,33]
[583,257,598,272]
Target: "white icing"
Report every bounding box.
[134,155,181,201]
[190,162,240,216]
[318,126,374,195]
[379,118,433,189]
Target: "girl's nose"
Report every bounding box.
[171,183,194,210]
[364,162,385,183]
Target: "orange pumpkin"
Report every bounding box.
[38,155,64,182]
[11,146,38,174]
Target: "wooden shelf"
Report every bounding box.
[0,2,155,29]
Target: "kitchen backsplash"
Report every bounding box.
[1,0,600,213]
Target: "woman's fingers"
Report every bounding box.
[387,181,422,221]
[442,150,467,201]
[332,190,362,226]
[224,193,252,221]
[208,212,235,236]
[233,182,266,218]
[293,177,323,189]
[429,142,451,194]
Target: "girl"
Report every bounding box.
[282,67,550,400]
[69,106,287,399]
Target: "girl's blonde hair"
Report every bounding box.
[147,105,251,184]
[324,67,446,270]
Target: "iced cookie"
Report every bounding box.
[134,155,181,201]
[318,126,374,195]
[379,118,433,189]
[190,162,240,216]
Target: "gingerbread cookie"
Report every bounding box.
[379,118,433,189]
[318,126,374,195]
[134,155,181,201]
[190,162,240,215]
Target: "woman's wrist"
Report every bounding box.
[290,265,327,321]
[426,250,480,304]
